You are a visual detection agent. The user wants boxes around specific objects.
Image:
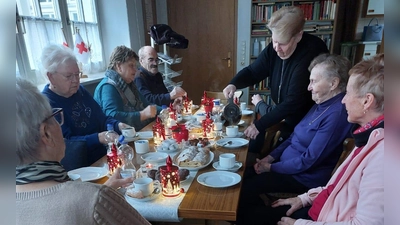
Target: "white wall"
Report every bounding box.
[236,0,251,103]
[98,0,146,66]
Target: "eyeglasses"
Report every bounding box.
[55,71,82,81]
[43,108,64,126]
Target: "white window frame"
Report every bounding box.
[16,0,105,86]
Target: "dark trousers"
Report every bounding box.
[236,204,311,225]
[236,167,309,225]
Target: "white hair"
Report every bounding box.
[41,44,77,74]
[16,77,52,165]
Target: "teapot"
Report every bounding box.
[222,97,242,125]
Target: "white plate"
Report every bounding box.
[137,131,153,140]
[216,138,249,148]
[67,167,108,182]
[141,152,169,163]
[174,152,214,171]
[221,131,244,138]
[125,187,161,202]
[212,161,243,172]
[197,171,241,188]
[237,120,245,126]
[241,110,254,115]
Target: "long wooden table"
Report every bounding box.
[93,112,255,222]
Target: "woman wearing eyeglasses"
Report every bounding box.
[16,78,150,225]
[41,44,131,170]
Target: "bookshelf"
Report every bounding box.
[249,0,344,102]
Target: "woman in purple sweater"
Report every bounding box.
[236,54,352,224]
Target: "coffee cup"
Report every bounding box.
[240,102,247,111]
[219,153,236,169]
[122,127,136,138]
[196,113,206,122]
[226,125,239,137]
[214,121,223,131]
[133,177,161,197]
[134,140,150,154]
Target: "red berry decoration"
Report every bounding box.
[180,188,185,193]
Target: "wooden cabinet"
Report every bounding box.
[249,0,345,100]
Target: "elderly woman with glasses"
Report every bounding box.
[242,54,384,225]
[41,44,131,170]
[94,45,161,131]
[16,78,150,225]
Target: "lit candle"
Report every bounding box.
[159,156,181,197]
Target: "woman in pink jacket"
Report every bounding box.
[272,54,384,225]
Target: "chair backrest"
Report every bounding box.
[260,122,283,158]
[332,138,355,175]
[205,90,243,105]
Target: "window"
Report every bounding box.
[16,0,105,85]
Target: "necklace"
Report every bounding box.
[309,97,340,125]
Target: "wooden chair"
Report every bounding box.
[259,122,283,158]
[264,137,356,203]
[332,138,355,174]
[205,90,243,105]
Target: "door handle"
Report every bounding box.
[221,52,231,67]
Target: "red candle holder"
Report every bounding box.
[106,143,121,175]
[202,112,214,138]
[153,117,166,146]
[171,124,189,143]
[182,96,193,115]
[159,156,181,197]
[201,91,214,114]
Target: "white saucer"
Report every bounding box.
[221,131,244,138]
[212,161,242,172]
[125,188,161,202]
[241,110,254,115]
[237,120,245,126]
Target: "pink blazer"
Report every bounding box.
[295,128,384,225]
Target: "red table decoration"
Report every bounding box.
[171,124,189,143]
[159,155,181,197]
[106,143,121,175]
[201,91,214,114]
[152,117,166,145]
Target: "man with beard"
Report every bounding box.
[134,46,187,106]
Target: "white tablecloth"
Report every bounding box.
[125,170,197,222]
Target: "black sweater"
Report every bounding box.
[230,32,329,132]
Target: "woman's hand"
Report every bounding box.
[251,94,263,106]
[98,131,108,145]
[141,105,157,120]
[277,217,296,225]
[254,158,271,174]
[104,167,134,190]
[118,122,131,131]
[271,197,303,216]
[223,84,236,98]
[244,123,260,140]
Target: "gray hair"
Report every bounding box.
[267,6,305,44]
[138,46,156,60]
[16,77,52,165]
[308,53,351,92]
[41,44,77,74]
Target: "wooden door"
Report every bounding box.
[166,0,237,104]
